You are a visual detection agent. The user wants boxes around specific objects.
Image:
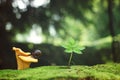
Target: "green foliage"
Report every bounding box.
[62,38,85,54]
[0,63,120,80]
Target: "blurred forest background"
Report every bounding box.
[0,0,120,69]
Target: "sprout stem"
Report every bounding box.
[68,52,73,68]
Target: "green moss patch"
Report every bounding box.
[0,63,120,80]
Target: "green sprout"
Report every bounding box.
[62,38,85,68]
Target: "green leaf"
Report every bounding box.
[73,48,82,54]
[68,38,76,45]
[76,51,82,54]
[62,44,68,49]
[65,49,73,53]
[79,46,85,50]
[62,42,72,49]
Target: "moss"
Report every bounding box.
[0,63,120,80]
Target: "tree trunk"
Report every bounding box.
[0,0,16,69]
[108,0,117,62]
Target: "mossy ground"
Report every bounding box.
[0,63,120,80]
